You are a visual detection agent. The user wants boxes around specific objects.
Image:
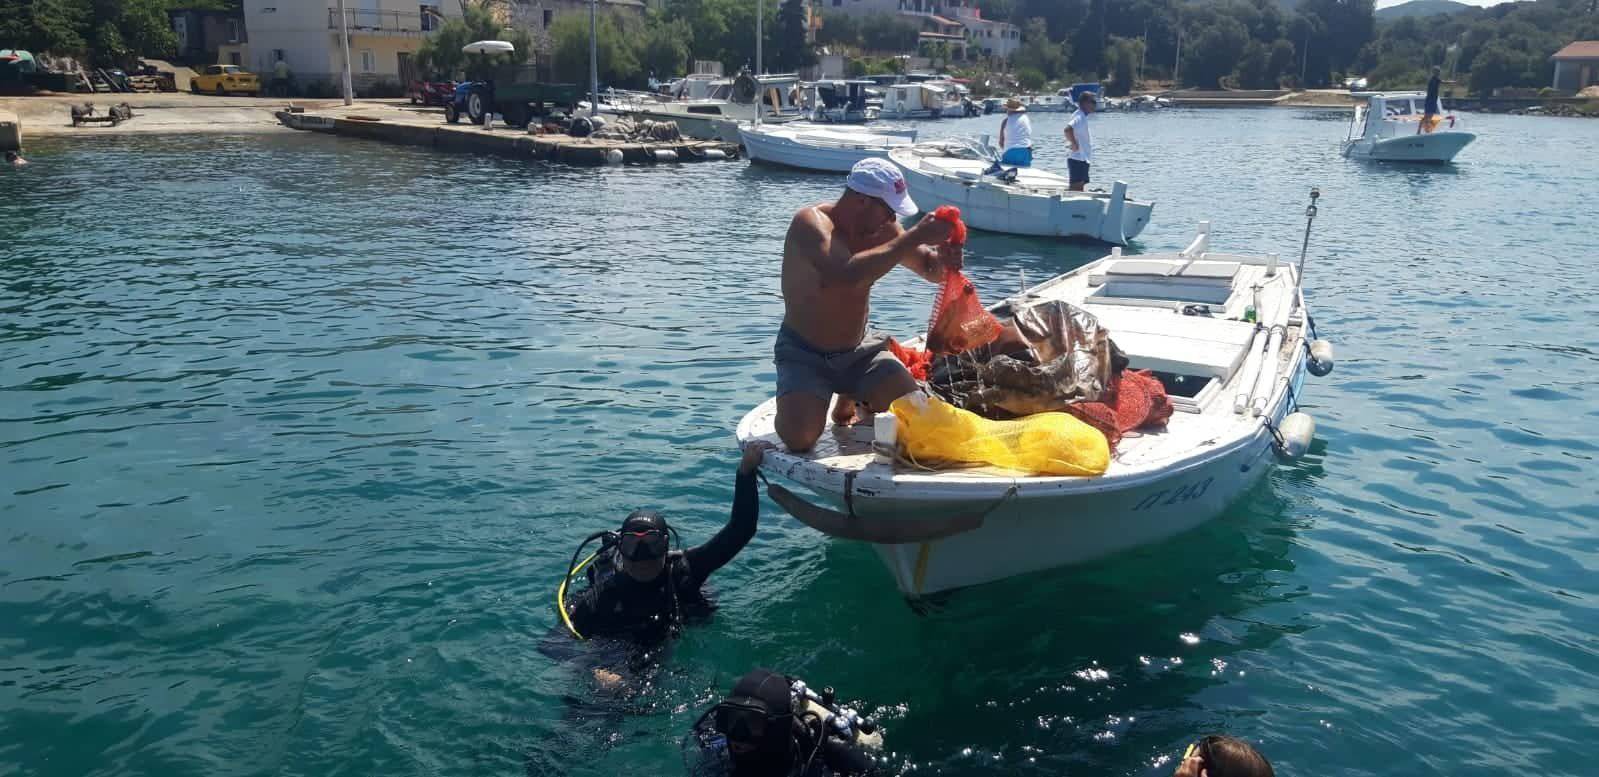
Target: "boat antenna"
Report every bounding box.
[1295,187,1320,298]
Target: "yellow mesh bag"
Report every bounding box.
[889,394,1110,477]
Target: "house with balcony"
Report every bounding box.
[816,0,1016,62]
[946,2,1018,61]
[238,1,460,94]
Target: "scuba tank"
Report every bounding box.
[790,680,884,751]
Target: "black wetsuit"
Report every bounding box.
[565,470,759,642]
[684,729,877,777]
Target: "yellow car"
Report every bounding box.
[191,64,260,96]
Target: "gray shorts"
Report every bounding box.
[774,326,910,402]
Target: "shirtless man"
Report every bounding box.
[774,158,962,451]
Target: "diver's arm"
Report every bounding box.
[820,737,877,775]
[682,443,771,586]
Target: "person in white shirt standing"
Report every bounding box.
[997,97,1033,167]
[1063,90,1097,191]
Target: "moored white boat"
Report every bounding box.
[1342,91,1475,162]
[888,141,1154,245]
[623,72,807,142]
[736,210,1334,596]
[739,123,918,173]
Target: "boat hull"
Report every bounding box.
[780,351,1308,596]
[1344,131,1475,162]
[896,159,1153,244]
[739,128,907,173]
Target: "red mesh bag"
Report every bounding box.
[1064,370,1175,451]
[922,207,1001,355]
[886,337,932,381]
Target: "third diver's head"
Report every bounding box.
[617,509,670,583]
[715,668,795,771]
[1174,735,1274,777]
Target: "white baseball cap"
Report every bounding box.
[846,158,919,217]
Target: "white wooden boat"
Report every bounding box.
[736,216,1334,596]
[624,73,807,142]
[880,82,966,119]
[739,123,918,173]
[1342,92,1474,163]
[888,141,1153,245]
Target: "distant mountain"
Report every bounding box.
[1376,0,1473,20]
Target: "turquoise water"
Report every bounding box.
[2,109,1595,777]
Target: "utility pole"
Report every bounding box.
[335,0,353,105]
[1173,27,1182,87]
[589,0,599,116]
[1139,21,1147,87]
[1300,26,1309,85]
[757,0,764,75]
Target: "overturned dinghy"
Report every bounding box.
[736,198,1333,596]
[888,141,1153,245]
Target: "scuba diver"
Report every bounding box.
[557,442,772,659]
[1174,735,1275,777]
[683,668,882,776]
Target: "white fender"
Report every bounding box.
[1309,339,1335,376]
[1275,412,1316,460]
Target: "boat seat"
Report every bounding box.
[1087,306,1257,380]
[1092,260,1241,305]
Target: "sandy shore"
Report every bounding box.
[0,93,429,137]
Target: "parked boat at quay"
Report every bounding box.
[739,123,917,173]
[737,201,1334,596]
[888,141,1153,244]
[804,80,880,123]
[880,81,969,119]
[620,72,807,142]
[1342,91,1475,163]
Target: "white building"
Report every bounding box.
[816,0,1018,61]
[946,2,1018,60]
[239,1,460,92]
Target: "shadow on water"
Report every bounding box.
[722,467,1316,776]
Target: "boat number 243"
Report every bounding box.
[1133,477,1214,511]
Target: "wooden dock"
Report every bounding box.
[275,110,741,165]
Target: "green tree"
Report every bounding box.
[549,11,639,88]
[816,12,862,48]
[1103,35,1145,95]
[860,13,921,53]
[415,1,534,80]
[1180,18,1248,88]
[772,0,815,72]
[1016,66,1047,91]
[0,0,89,56]
[639,15,691,79]
[1013,17,1067,81]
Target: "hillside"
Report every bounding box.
[1376,0,1472,20]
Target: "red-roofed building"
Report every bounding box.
[1551,41,1599,92]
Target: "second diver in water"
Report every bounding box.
[558,442,773,664]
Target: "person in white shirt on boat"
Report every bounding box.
[774,159,961,452]
[1064,90,1096,191]
[996,97,1033,167]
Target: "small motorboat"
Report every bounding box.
[736,196,1334,596]
[888,141,1154,245]
[739,123,917,173]
[1342,91,1474,163]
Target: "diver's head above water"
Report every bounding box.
[715,668,796,770]
[616,509,672,583]
[1175,735,1274,777]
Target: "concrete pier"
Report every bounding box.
[276,109,741,166]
